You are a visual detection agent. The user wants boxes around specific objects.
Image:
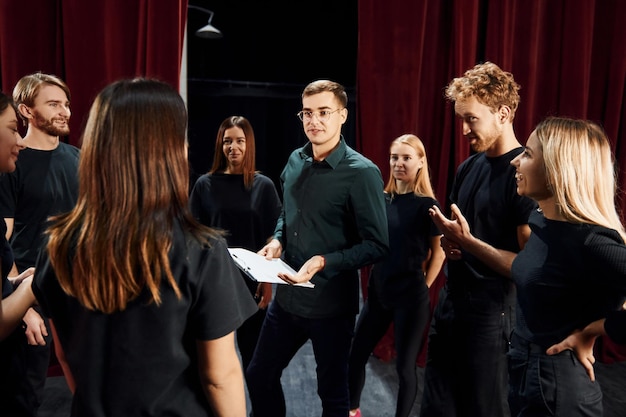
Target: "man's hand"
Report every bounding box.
[258,239,282,260]
[429,204,471,260]
[277,255,324,286]
[429,204,472,242]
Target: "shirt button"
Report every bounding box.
[293,231,298,236]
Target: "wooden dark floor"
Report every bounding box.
[39,338,626,417]
[38,284,626,417]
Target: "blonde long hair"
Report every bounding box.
[46,78,220,313]
[384,134,436,199]
[537,116,626,242]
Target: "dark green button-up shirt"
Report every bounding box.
[274,137,389,318]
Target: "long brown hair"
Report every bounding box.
[209,115,257,189]
[46,78,220,313]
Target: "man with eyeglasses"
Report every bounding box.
[246,79,389,417]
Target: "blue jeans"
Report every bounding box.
[246,301,355,417]
[508,332,603,416]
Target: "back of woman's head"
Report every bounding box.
[536,116,625,239]
[48,78,210,313]
[81,78,189,215]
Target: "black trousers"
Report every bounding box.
[0,307,51,417]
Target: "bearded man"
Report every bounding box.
[0,72,79,417]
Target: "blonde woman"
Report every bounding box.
[348,134,445,417]
[431,117,626,416]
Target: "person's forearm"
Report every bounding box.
[424,246,445,288]
[0,280,36,340]
[581,319,607,339]
[463,235,517,278]
[205,367,246,416]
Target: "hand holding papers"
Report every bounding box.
[228,248,315,288]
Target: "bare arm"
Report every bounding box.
[197,332,247,416]
[4,217,13,240]
[49,319,76,392]
[0,274,36,340]
[255,282,273,309]
[4,218,19,276]
[7,267,47,345]
[429,204,528,278]
[424,235,445,288]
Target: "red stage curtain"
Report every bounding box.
[0,0,624,367]
[0,0,187,146]
[357,0,626,364]
[0,0,187,376]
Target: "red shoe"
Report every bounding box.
[349,409,361,417]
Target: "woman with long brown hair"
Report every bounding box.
[31,78,257,416]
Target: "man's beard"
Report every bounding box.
[33,111,70,137]
[470,124,500,153]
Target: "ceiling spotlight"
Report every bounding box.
[188,5,222,39]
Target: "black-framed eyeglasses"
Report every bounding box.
[296,109,342,122]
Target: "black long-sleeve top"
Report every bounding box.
[511,209,626,347]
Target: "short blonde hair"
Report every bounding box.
[13,72,71,111]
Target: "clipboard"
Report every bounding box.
[228,248,315,288]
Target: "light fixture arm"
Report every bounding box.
[188,4,222,39]
[188,5,215,24]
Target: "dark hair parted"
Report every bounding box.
[210,115,258,189]
[45,78,221,313]
[0,91,17,116]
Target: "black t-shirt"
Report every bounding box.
[447,149,537,287]
[189,172,282,294]
[33,223,258,417]
[0,143,79,271]
[369,192,440,307]
[189,172,281,249]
